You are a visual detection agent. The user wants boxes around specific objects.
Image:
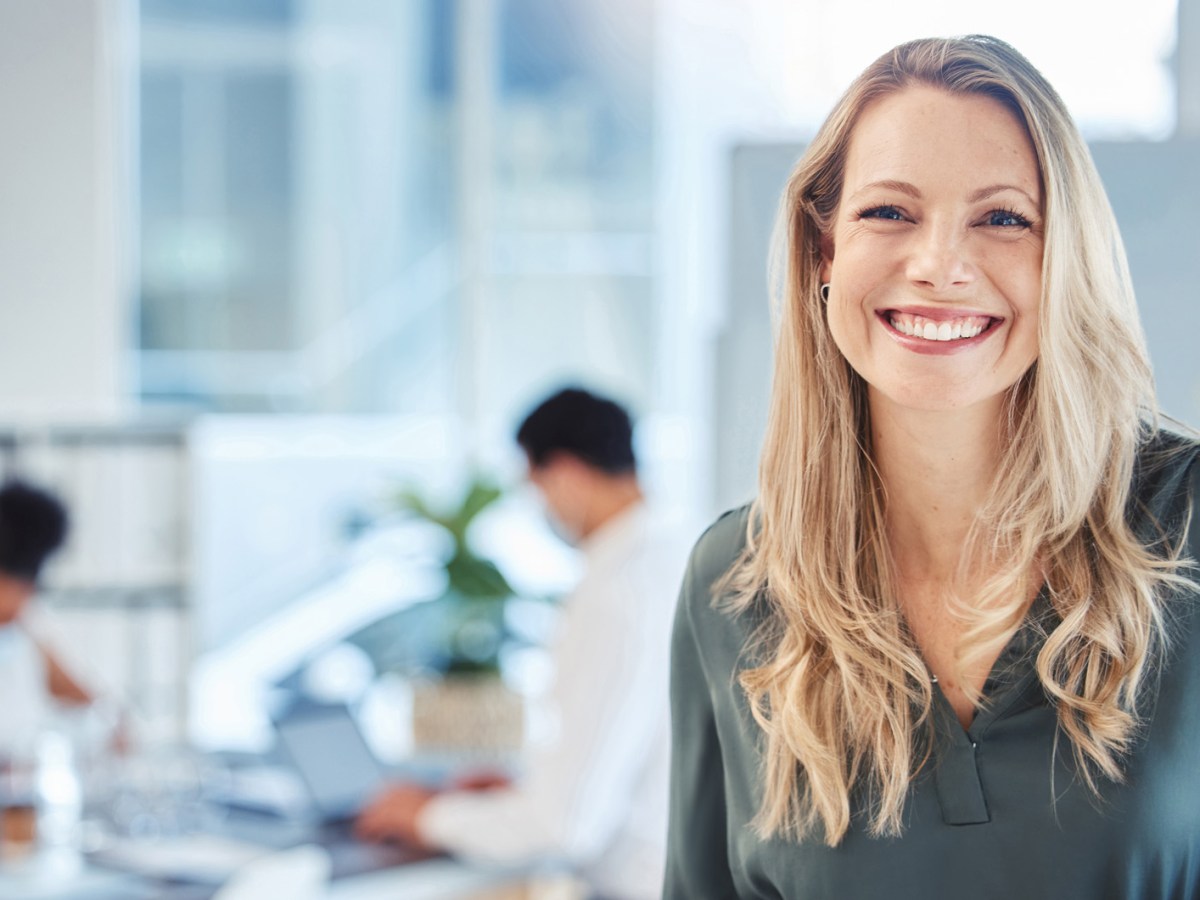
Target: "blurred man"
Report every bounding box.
[357,387,689,900]
[0,480,95,758]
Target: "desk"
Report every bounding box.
[326,859,532,899]
[0,848,533,899]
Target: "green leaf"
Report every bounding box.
[446,552,513,599]
[394,487,452,530]
[449,480,504,535]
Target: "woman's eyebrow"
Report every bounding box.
[844,181,1041,213]
[847,179,921,201]
[847,180,1040,208]
[969,183,1040,206]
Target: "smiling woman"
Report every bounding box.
[665,35,1200,899]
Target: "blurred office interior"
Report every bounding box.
[0,0,1197,837]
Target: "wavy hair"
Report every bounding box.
[722,35,1192,847]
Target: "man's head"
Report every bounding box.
[515,387,640,543]
[0,480,69,625]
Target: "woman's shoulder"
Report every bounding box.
[1132,427,1200,514]
[675,503,759,662]
[1128,427,1200,562]
[684,503,754,593]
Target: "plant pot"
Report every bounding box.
[410,674,524,755]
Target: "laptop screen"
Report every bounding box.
[274,704,385,820]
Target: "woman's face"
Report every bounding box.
[820,85,1044,415]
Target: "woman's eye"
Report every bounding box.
[986,209,1032,228]
[858,205,905,222]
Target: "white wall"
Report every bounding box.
[0,0,128,421]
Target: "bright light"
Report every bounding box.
[739,0,1179,139]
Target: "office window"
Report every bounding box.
[135,0,657,426]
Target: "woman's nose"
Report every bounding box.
[904,222,974,293]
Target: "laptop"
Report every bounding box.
[202,701,440,878]
[271,701,390,823]
[89,703,436,887]
[260,701,440,872]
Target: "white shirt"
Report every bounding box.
[0,618,50,760]
[418,501,690,899]
[0,607,111,764]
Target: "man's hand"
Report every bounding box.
[355,783,439,847]
[451,769,511,792]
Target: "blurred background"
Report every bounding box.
[1,0,1197,758]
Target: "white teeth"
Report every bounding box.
[888,314,989,342]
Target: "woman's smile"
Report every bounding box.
[877,308,1002,355]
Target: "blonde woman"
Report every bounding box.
[666,35,1200,898]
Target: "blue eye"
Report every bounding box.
[857,205,905,221]
[986,208,1032,228]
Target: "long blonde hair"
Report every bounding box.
[725,35,1192,847]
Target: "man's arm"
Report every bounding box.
[355,771,511,846]
[359,563,676,868]
[23,612,129,751]
[40,646,93,705]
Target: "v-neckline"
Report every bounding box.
[929,584,1053,741]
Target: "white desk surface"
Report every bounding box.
[0,849,526,899]
[327,858,525,899]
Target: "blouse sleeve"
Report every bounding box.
[663,548,740,899]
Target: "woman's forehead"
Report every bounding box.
[841,86,1041,205]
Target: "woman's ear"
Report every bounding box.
[818,233,834,282]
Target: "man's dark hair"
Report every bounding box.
[0,480,69,582]
[516,387,637,475]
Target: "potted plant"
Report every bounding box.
[391,477,525,755]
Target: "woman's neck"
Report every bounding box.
[869,392,1004,582]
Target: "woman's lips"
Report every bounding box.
[876,309,1002,354]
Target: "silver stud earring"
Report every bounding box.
[820,283,831,302]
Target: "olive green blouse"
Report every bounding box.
[665,432,1200,899]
